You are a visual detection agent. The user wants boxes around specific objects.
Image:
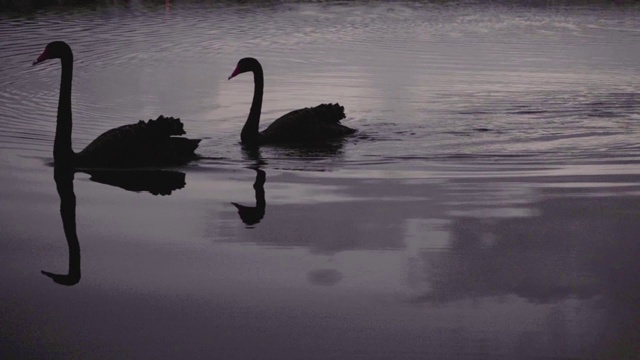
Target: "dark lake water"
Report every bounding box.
[1,1,639,359]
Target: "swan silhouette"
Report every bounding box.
[33,41,200,168]
[228,57,356,146]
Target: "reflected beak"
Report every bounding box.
[32,50,48,66]
[228,66,240,80]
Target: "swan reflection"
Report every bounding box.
[84,169,186,196]
[41,167,80,286]
[42,167,187,286]
[232,169,266,227]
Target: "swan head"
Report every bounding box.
[228,57,261,80]
[33,41,72,65]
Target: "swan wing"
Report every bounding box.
[77,116,200,167]
[261,103,354,143]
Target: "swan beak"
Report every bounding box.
[228,66,240,80]
[32,51,48,66]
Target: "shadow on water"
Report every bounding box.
[41,166,186,286]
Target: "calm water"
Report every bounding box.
[1,1,640,359]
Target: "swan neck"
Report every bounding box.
[54,54,75,165]
[241,66,264,144]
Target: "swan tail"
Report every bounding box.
[314,103,356,135]
[314,103,346,124]
[170,137,201,159]
[143,116,201,163]
[141,115,187,137]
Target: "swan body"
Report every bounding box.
[228,57,356,146]
[76,115,198,167]
[34,41,200,168]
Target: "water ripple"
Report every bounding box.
[1,1,640,169]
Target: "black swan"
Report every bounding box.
[33,41,200,168]
[228,57,356,145]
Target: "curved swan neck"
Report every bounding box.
[241,64,264,144]
[54,52,75,164]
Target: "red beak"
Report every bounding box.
[33,49,49,65]
[228,66,240,80]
